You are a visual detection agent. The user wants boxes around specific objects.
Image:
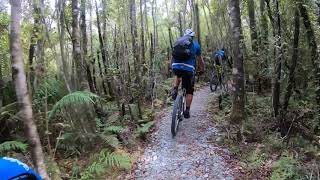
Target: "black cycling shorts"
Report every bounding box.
[214,56,222,66]
[173,69,195,95]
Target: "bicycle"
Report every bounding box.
[210,64,228,93]
[171,87,186,137]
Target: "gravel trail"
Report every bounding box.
[124,86,235,180]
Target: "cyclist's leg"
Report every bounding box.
[173,69,182,87]
[182,71,194,118]
[171,69,183,99]
[214,56,220,66]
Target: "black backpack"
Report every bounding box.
[172,35,193,61]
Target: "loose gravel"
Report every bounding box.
[123,87,235,180]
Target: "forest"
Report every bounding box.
[0,0,319,179]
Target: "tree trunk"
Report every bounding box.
[260,0,269,67]
[168,27,173,50]
[182,0,187,31]
[95,2,105,60]
[229,0,245,124]
[9,0,49,178]
[129,0,140,74]
[31,0,45,91]
[101,0,109,68]
[144,0,149,40]
[129,0,143,119]
[194,3,201,47]
[149,33,155,105]
[247,0,258,52]
[80,0,87,68]
[72,0,86,90]
[317,1,320,26]
[92,58,98,93]
[298,1,320,126]
[57,0,71,92]
[178,12,183,37]
[204,0,220,46]
[95,1,110,96]
[281,9,300,116]
[151,0,158,49]
[251,0,265,94]
[202,4,212,47]
[28,8,38,94]
[140,0,146,66]
[113,25,118,68]
[190,0,195,29]
[272,0,282,117]
[28,0,45,94]
[36,0,45,76]
[80,0,95,93]
[97,51,108,94]
[265,0,275,31]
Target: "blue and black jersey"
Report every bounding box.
[172,41,201,73]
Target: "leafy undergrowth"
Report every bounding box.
[1,94,159,179]
[51,78,177,178]
[52,102,158,179]
[0,76,178,179]
[210,92,320,180]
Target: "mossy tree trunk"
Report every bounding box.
[9,0,49,178]
[229,0,245,124]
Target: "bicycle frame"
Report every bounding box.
[210,64,228,92]
[180,88,186,118]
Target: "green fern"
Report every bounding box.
[95,118,104,130]
[57,132,82,156]
[49,91,100,120]
[271,152,302,180]
[98,134,120,149]
[0,141,28,155]
[80,150,131,179]
[136,121,155,137]
[104,125,125,134]
[33,77,63,110]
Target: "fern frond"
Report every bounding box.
[98,134,120,148]
[100,151,131,170]
[49,91,100,120]
[80,150,131,179]
[0,141,28,154]
[136,121,155,137]
[95,118,104,130]
[104,125,124,134]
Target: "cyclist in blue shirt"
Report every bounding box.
[0,157,42,180]
[171,29,205,118]
[213,48,226,66]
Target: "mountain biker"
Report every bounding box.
[0,157,42,180]
[213,48,226,66]
[171,29,204,119]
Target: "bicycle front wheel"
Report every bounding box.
[171,95,182,137]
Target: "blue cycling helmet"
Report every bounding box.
[0,157,42,180]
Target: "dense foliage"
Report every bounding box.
[1,0,319,179]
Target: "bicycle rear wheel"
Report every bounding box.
[171,95,183,137]
[210,72,219,92]
[221,74,229,93]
